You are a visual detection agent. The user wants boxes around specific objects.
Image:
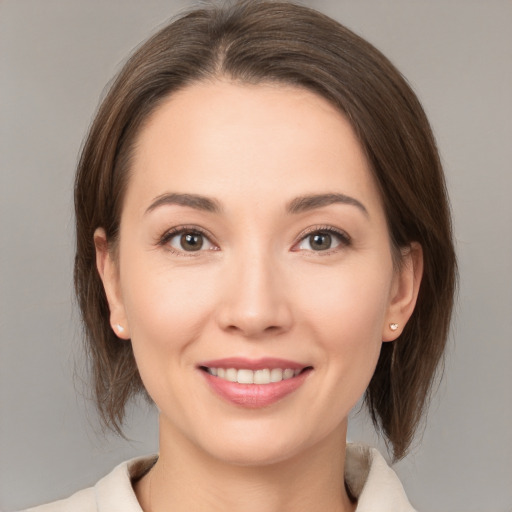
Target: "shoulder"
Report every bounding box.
[345,444,417,512]
[22,456,157,512]
[22,487,95,512]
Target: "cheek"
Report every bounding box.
[122,262,218,347]
[120,262,222,418]
[293,255,393,389]
[295,255,393,339]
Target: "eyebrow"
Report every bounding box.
[145,193,222,215]
[286,193,368,216]
[145,192,367,217]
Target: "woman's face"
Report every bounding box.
[97,81,419,465]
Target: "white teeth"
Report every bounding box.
[206,367,303,384]
[237,369,254,384]
[254,369,270,384]
[225,368,237,382]
[270,368,283,382]
[283,369,295,380]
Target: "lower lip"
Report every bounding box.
[201,370,311,408]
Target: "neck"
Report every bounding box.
[135,416,356,512]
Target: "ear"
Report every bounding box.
[94,228,130,340]
[382,242,423,341]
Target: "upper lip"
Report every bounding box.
[198,357,310,371]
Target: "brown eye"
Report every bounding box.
[165,230,216,253]
[180,232,204,251]
[309,232,332,251]
[295,228,350,252]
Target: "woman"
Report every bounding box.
[27,1,455,510]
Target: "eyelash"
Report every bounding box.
[158,225,218,257]
[292,225,351,255]
[157,224,351,256]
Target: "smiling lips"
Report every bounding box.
[205,367,302,383]
[199,358,312,408]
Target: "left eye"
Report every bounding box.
[296,230,347,252]
[167,231,216,252]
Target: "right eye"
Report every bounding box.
[162,229,217,254]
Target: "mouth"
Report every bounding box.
[198,358,313,408]
[199,366,310,384]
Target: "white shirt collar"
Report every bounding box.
[345,444,417,511]
[96,444,416,512]
[28,443,415,511]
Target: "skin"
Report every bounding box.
[95,81,422,512]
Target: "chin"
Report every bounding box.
[184,412,345,469]
[204,436,308,467]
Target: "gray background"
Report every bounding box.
[1,1,511,511]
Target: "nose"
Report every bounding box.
[216,251,293,339]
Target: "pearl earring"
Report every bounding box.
[389,323,399,331]
[115,324,125,334]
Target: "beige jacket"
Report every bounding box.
[24,444,416,512]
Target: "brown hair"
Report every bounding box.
[74,0,456,460]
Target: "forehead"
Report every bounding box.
[126,80,383,217]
